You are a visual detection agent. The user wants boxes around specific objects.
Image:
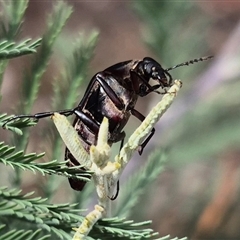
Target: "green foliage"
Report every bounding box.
[0,227,49,240]
[133,1,211,78]
[115,151,167,218]
[21,1,73,115]
[0,187,174,240]
[132,3,240,239]
[133,1,236,166]
[168,81,240,164]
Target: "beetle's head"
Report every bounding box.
[142,57,173,88]
[137,55,213,96]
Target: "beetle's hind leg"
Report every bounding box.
[2,109,75,128]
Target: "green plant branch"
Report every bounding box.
[0,142,92,181]
[0,187,173,240]
[0,226,50,240]
[0,187,84,239]
[52,31,98,111]
[0,38,41,59]
[0,113,37,135]
[9,0,73,188]
[21,0,73,117]
[0,0,29,89]
[0,0,28,39]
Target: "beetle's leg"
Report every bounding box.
[109,137,124,200]
[110,181,120,200]
[130,69,154,90]
[95,74,124,109]
[73,109,100,133]
[3,73,125,127]
[3,109,75,128]
[130,70,162,95]
[108,136,124,200]
[130,108,155,155]
[139,128,155,155]
[164,70,173,86]
[110,139,125,201]
[109,131,125,144]
[119,137,125,150]
[35,109,74,118]
[78,72,125,110]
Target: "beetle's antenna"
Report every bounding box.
[166,55,213,72]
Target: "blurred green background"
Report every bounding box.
[1,1,240,239]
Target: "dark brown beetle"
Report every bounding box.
[3,56,213,197]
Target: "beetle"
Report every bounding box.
[3,56,213,198]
